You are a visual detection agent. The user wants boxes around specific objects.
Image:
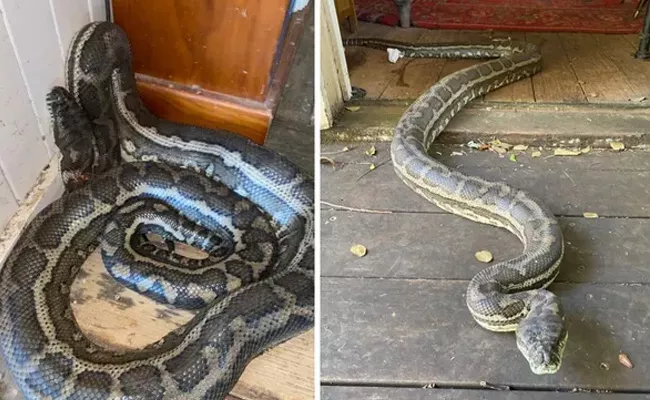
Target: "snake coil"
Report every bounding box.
[0,22,313,399]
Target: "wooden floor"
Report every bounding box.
[320,142,650,398]
[344,22,650,103]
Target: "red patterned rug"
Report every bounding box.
[355,0,645,33]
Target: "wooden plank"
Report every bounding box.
[321,143,650,217]
[68,250,314,399]
[380,30,455,100]
[321,212,650,284]
[559,33,636,103]
[322,102,650,146]
[321,278,650,390]
[0,12,51,198]
[0,169,18,231]
[526,32,586,103]
[0,0,64,156]
[322,387,650,400]
[135,77,270,144]
[484,31,535,103]
[344,28,425,99]
[49,1,91,59]
[592,34,650,100]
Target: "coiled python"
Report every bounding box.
[0,21,313,399]
[344,38,568,374]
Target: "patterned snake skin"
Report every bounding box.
[344,38,568,374]
[0,22,314,399]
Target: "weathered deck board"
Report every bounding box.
[322,387,650,400]
[321,212,650,284]
[592,34,650,100]
[526,32,585,103]
[379,30,454,100]
[343,23,650,104]
[559,33,636,103]
[345,27,425,99]
[69,249,314,400]
[322,102,650,145]
[321,141,650,393]
[321,279,650,390]
[321,143,650,217]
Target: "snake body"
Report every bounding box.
[344,38,568,374]
[0,22,313,399]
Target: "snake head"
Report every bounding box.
[515,290,568,375]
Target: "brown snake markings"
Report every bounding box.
[344,37,568,374]
[0,22,313,399]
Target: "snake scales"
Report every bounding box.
[0,21,313,399]
[344,38,568,374]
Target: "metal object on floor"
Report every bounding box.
[635,0,650,59]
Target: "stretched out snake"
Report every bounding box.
[0,21,313,399]
[344,38,568,374]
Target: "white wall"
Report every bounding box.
[0,0,105,229]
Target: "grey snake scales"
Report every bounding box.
[0,21,313,399]
[344,37,568,374]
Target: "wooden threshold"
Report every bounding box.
[136,75,271,145]
[322,101,650,147]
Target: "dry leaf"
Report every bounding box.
[581,146,591,154]
[475,250,493,263]
[513,144,529,151]
[365,145,376,156]
[345,106,361,112]
[600,362,610,371]
[369,163,376,170]
[509,154,517,162]
[489,139,513,154]
[350,244,367,257]
[619,352,633,369]
[342,146,350,152]
[610,141,625,151]
[583,212,599,219]
[478,144,490,151]
[531,151,542,158]
[320,156,336,168]
[554,148,582,156]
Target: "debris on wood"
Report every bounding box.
[599,362,610,371]
[489,139,513,154]
[422,383,436,389]
[583,212,599,219]
[475,250,493,263]
[609,141,625,151]
[345,105,361,112]
[321,146,351,156]
[581,146,591,154]
[369,163,376,171]
[479,381,510,391]
[350,244,367,257]
[630,96,646,103]
[320,156,336,168]
[365,145,377,156]
[554,148,582,156]
[508,154,517,163]
[619,352,633,369]
[467,140,482,149]
[451,151,465,156]
[531,151,542,158]
[513,144,529,151]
